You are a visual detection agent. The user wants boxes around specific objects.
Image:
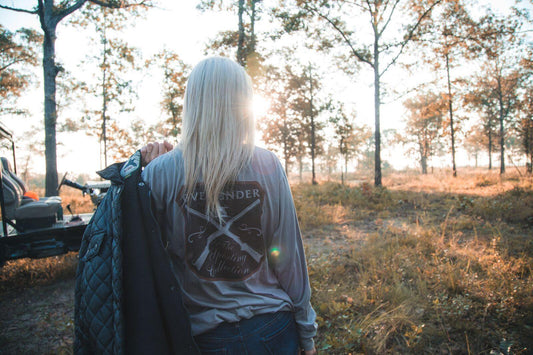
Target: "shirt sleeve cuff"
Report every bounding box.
[300,337,315,352]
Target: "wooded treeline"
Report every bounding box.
[1,0,532,194]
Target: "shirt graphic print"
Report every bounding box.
[178,182,265,280]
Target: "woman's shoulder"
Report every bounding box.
[250,147,284,177]
[152,147,183,166]
[253,146,280,164]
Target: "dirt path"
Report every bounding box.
[0,278,75,355]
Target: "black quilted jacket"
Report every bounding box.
[74,151,199,355]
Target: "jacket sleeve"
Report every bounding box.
[74,186,122,355]
[268,161,317,351]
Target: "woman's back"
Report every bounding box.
[142,146,315,344]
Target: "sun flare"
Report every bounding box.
[252,95,270,119]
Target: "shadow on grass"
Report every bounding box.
[293,181,533,354]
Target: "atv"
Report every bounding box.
[0,121,108,267]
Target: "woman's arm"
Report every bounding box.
[269,159,318,352]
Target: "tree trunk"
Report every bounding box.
[343,155,348,185]
[101,19,108,167]
[445,51,457,177]
[298,155,303,182]
[340,154,345,185]
[498,76,505,174]
[528,123,533,173]
[373,36,382,187]
[283,136,288,175]
[488,123,493,170]
[249,0,256,55]
[525,122,531,173]
[42,19,59,196]
[421,155,428,174]
[309,66,317,185]
[419,140,428,174]
[499,113,505,174]
[236,0,245,66]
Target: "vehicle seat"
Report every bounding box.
[1,157,27,194]
[0,157,61,204]
[1,158,62,229]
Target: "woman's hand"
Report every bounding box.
[140,141,173,166]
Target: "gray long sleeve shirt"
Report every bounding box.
[142,147,317,351]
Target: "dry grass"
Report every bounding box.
[383,168,533,197]
[58,189,95,215]
[1,171,532,354]
[294,171,533,354]
[0,253,78,292]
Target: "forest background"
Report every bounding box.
[1,0,532,191]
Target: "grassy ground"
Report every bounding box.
[0,170,532,354]
[0,255,78,354]
[295,169,533,354]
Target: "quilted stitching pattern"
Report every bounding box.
[111,185,123,355]
[75,184,124,354]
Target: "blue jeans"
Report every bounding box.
[194,311,299,354]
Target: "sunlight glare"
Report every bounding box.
[252,95,270,119]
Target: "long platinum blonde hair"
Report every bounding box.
[180,57,255,219]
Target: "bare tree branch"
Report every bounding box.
[55,0,88,21]
[37,0,48,34]
[0,4,38,14]
[0,44,21,56]
[306,3,374,67]
[378,0,401,38]
[89,0,150,9]
[55,0,150,25]
[364,0,378,36]
[0,58,29,72]
[345,0,366,12]
[380,0,442,77]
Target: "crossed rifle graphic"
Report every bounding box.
[185,199,263,271]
